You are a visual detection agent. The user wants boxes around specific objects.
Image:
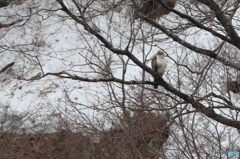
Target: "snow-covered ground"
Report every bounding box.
[0,0,240,158]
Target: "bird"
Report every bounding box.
[151,50,167,89]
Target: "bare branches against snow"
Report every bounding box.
[19,70,153,85]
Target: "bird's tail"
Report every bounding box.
[154,77,158,89]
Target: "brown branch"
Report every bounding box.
[55,1,240,129]
[21,71,154,85]
[138,12,240,71]
[156,0,234,47]
[166,54,201,75]
[0,19,22,29]
[197,0,240,48]
[0,62,14,73]
[23,70,240,129]
[157,79,240,129]
[197,92,232,106]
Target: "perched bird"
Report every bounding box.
[151,50,167,89]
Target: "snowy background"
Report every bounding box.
[0,0,240,158]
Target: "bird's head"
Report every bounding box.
[157,50,165,56]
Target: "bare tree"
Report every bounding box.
[1,0,240,158]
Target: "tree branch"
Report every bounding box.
[197,0,240,48]
[23,71,240,129]
[55,0,240,129]
[156,0,234,47]
[138,12,240,71]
